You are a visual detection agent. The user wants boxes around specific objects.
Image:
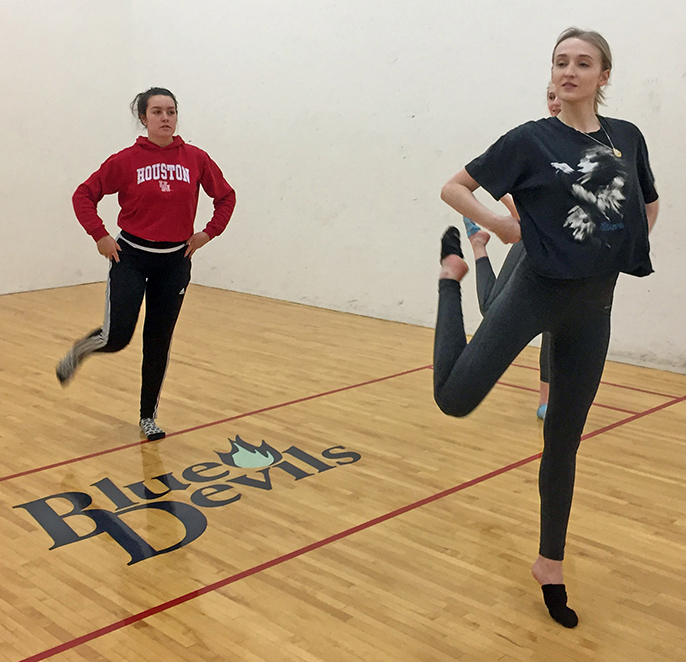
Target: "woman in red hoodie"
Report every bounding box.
[56,87,236,441]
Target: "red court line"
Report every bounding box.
[497,381,638,415]
[18,392,686,662]
[576,394,686,440]
[597,378,680,399]
[0,365,433,484]
[0,363,662,483]
[511,362,680,399]
[14,454,543,662]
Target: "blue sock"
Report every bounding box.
[462,216,481,238]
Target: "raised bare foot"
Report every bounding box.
[439,226,468,281]
[468,230,491,259]
[468,229,491,248]
[439,254,469,281]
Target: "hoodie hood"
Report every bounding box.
[135,135,185,151]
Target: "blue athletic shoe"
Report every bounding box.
[536,403,548,420]
[462,216,481,238]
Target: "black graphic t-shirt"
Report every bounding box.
[466,116,658,279]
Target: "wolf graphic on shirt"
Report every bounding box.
[551,145,628,243]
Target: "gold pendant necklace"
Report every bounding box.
[559,116,622,158]
[582,124,622,158]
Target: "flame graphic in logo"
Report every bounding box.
[216,436,283,468]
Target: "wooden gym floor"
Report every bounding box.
[0,283,685,662]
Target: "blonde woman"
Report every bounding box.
[435,29,658,627]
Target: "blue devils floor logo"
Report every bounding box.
[216,436,282,468]
[13,435,361,566]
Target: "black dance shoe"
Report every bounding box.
[440,226,464,261]
[541,584,579,628]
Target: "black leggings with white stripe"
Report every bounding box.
[433,255,617,560]
[76,234,191,419]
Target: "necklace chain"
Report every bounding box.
[580,124,622,158]
[560,117,622,158]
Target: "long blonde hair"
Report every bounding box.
[553,27,612,113]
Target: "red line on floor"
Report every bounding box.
[596,378,680,399]
[577,394,686,440]
[1,362,670,483]
[0,365,433,483]
[497,381,638,415]
[18,392,686,662]
[511,362,680,399]
[17,455,542,662]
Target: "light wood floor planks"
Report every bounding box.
[0,282,685,662]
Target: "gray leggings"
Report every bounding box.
[433,255,618,560]
[475,243,550,384]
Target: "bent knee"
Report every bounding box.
[101,334,134,353]
[434,391,475,418]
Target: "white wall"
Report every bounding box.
[1,0,684,372]
[0,1,135,289]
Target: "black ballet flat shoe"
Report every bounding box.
[440,226,464,261]
[541,584,578,628]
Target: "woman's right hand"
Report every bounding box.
[494,215,522,244]
[96,235,121,262]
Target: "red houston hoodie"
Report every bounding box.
[72,136,236,243]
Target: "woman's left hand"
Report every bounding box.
[185,231,210,257]
[493,215,522,244]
